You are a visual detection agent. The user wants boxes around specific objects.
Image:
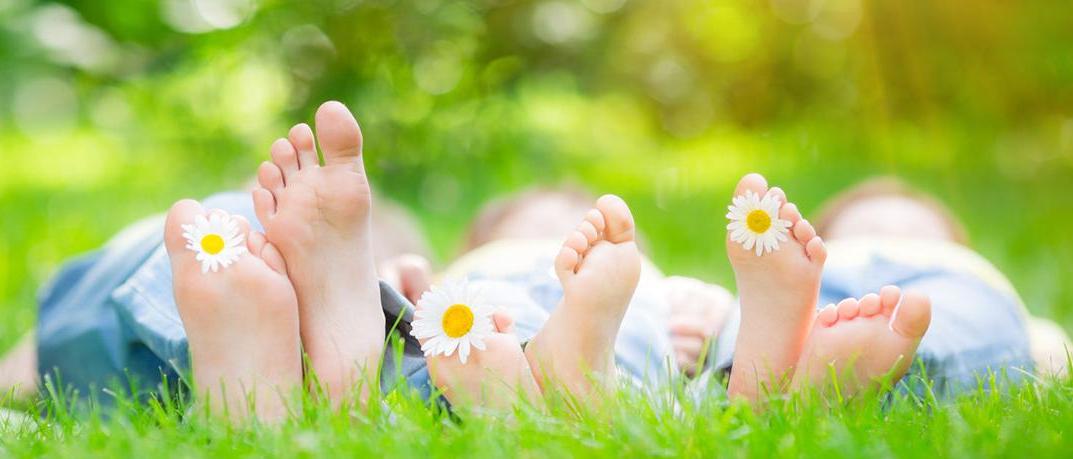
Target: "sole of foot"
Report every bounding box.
[726,173,828,401]
[791,286,932,398]
[524,195,641,398]
[165,200,301,423]
[422,311,542,411]
[252,101,385,406]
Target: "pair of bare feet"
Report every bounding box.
[167,102,383,422]
[726,174,933,400]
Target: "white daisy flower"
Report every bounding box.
[181,213,248,273]
[409,278,495,364]
[726,190,792,256]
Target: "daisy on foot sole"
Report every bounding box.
[412,280,541,410]
[252,101,384,406]
[165,200,302,423]
[726,173,827,401]
[524,195,641,398]
[792,286,932,398]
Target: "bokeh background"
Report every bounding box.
[2,0,1072,351]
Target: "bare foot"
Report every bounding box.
[792,286,932,397]
[165,200,301,423]
[726,173,827,400]
[252,101,384,405]
[524,195,641,397]
[422,310,542,411]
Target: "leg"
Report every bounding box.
[252,101,384,406]
[791,286,932,397]
[524,195,642,397]
[0,333,38,400]
[725,173,827,400]
[165,201,302,423]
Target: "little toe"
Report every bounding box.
[817,304,839,326]
[837,298,860,320]
[792,219,817,244]
[891,291,932,339]
[595,194,636,243]
[554,246,580,280]
[858,293,882,317]
[257,161,285,195]
[288,123,319,169]
[270,138,300,180]
[314,101,365,170]
[492,310,515,334]
[879,285,902,315]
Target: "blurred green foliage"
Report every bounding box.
[2,0,1073,349]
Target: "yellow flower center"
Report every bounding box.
[746,209,772,233]
[442,304,475,338]
[201,234,226,255]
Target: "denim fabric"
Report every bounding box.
[36,192,430,402]
[709,254,1035,398]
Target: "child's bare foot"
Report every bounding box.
[252,101,384,405]
[726,173,827,400]
[524,195,641,397]
[165,200,301,423]
[792,286,932,397]
[422,311,542,410]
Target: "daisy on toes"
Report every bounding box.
[411,279,541,410]
[725,173,827,402]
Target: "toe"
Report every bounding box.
[793,219,817,244]
[314,101,365,170]
[890,291,932,339]
[577,220,599,245]
[288,123,319,169]
[554,246,580,281]
[584,208,606,234]
[257,161,285,195]
[837,298,860,320]
[780,202,802,225]
[805,236,827,264]
[270,138,300,179]
[564,231,588,253]
[247,229,267,255]
[164,199,205,258]
[768,186,787,205]
[817,304,839,326]
[858,293,882,317]
[733,173,768,198]
[879,285,902,315]
[596,194,636,243]
[492,310,515,334]
[252,188,276,224]
[259,240,289,275]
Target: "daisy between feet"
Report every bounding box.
[726,173,933,400]
[415,195,641,409]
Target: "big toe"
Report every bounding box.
[733,173,769,198]
[164,199,205,257]
[891,291,932,339]
[596,194,635,243]
[314,101,364,168]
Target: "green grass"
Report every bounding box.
[3,364,1073,458]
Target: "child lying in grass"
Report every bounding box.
[1,101,1067,422]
